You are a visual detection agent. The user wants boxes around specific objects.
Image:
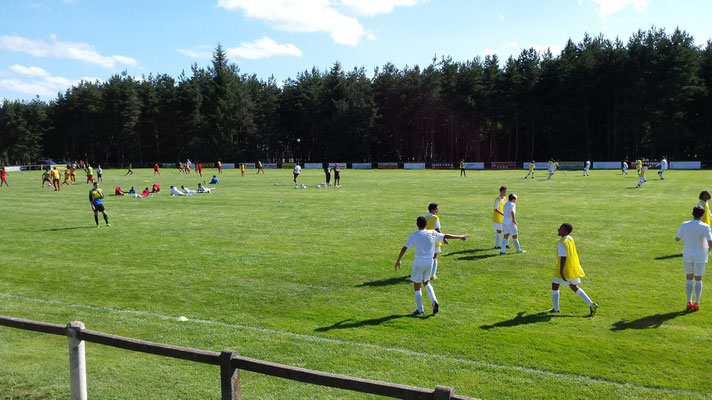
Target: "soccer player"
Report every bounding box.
[333,163,341,187]
[185,160,191,174]
[675,206,712,311]
[62,168,71,186]
[241,163,245,176]
[197,162,203,177]
[85,165,94,184]
[636,159,642,176]
[154,163,160,176]
[0,166,7,186]
[209,175,219,184]
[217,160,223,174]
[115,186,125,195]
[170,185,186,196]
[636,166,648,188]
[70,164,77,182]
[622,160,629,175]
[493,186,507,249]
[257,161,264,174]
[547,160,556,180]
[551,223,598,316]
[41,169,53,189]
[426,203,448,280]
[583,160,591,176]
[524,161,535,179]
[500,193,525,254]
[151,183,160,193]
[96,165,103,181]
[51,167,62,191]
[178,161,183,174]
[125,163,133,176]
[89,182,110,227]
[657,156,668,180]
[460,160,466,177]
[324,164,331,186]
[395,216,467,315]
[698,191,711,226]
[293,164,301,184]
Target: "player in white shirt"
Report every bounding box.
[621,160,628,175]
[547,160,558,180]
[493,186,507,249]
[170,185,186,196]
[675,206,712,311]
[500,193,526,254]
[657,156,668,180]
[395,216,467,315]
[583,160,590,176]
[293,164,302,184]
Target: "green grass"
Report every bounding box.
[0,167,710,399]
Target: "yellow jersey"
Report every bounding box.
[425,214,443,248]
[698,200,711,226]
[555,236,585,280]
[492,196,505,224]
[51,169,60,179]
[636,160,642,169]
[529,163,535,171]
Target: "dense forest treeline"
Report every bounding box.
[1,27,711,165]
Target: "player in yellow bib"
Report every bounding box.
[636,159,642,176]
[493,186,507,248]
[524,161,535,179]
[241,163,245,176]
[426,203,447,279]
[636,166,648,188]
[698,191,711,226]
[460,160,466,177]
[551,223,598,316]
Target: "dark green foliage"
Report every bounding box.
[0,27,710,165]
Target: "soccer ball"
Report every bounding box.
[564,171,567,174]
[274,182,278,186]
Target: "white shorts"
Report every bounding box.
[434,246,442,254]
[411,258,433,283]
[502,222,518,236]
[493,222,502,231]
[684,262,706,276]
[638,177,647,184]
[553,277,582,286]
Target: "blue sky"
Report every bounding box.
[1,0,711,102]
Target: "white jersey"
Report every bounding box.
[404,229,446,260]
[659,159,668,171]
[623,162,628,169]
[294,165,301,174]
[502,201,516,224]
[677,220,712,263]
[171,187,184,196]
[584,161,590,169]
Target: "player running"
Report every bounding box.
[583,160,591,176]
[217,161,223,174]
[636,167,648,188]
[257,161,265,174]
[125,163,133,176]
[657,156,668,180]
[550,223,598,316]
[524,161,535,179]
[0,166,7,186]
[622,160,629,175]
[154,163,161,175]
[41,169,53,189]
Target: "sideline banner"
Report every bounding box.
[352,163,372,169]
[305,163,323,169]
[281,163,295,169]
[432,163,454,170]
[243,163,256,169]
[378,162,398,169]
[329,162,346,169]
[404,163,425,170]
[558,161,584,170]
[5,166,21,172]
[671,161,700,169]
[222,163,235,169]
[523,162,549,170]
[593,161,620,169]
[263,163,278,169]
[491,162,516,169]
[642,161,660,169]
[465,162,484,170]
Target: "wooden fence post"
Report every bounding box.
[67,321,87,400]
[433,385,453,400]
[220,350,241,400]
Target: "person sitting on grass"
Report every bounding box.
[127,186,136,194]
[115,186,126,196]
[170,185,186,196]
[151,183,160,193]
[197,183,214,193]
[209,175,219,184]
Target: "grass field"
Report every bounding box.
[0,166,710,399]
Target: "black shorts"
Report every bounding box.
[93,204,105,212]
[334,172,340,179]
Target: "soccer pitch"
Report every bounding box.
[0,167,710,399]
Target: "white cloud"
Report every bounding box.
[0,65,102,97]
[0,35,137,68]
[226,37,302,59]
[367,33,376,41]
[497,13,504,22]
[177,48,213,59]
[483,48,499,56]
[592,0,646,17]
[216,0,419,45]
[9,65,51,77]
[532,44,563,56]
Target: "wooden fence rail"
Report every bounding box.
[0,315,474,400]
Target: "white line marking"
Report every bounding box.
[0,292,704,397]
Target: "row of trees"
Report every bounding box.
[1,27,711,165]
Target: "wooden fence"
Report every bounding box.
[0,315,475,399]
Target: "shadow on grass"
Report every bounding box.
[610,310,691,331]
[458,254,499,261]
[40,226,96,232]
[355,275,410,288]
[315,313,425,332]
[480,311,584,330]
[654,253,682,260]
[442,248,491,257]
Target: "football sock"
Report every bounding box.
[552,290,560,311]
[431,258,438,277]
[414,290,424,313]
[425,283,438,304]
[576,288,594,306]
[94,215,99,225]
[500,238,508,253]
[686,279,694,303]
[695,280,702,304]
[513,238,521,251]
[495,233,501,247]
[103,214,109,224]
